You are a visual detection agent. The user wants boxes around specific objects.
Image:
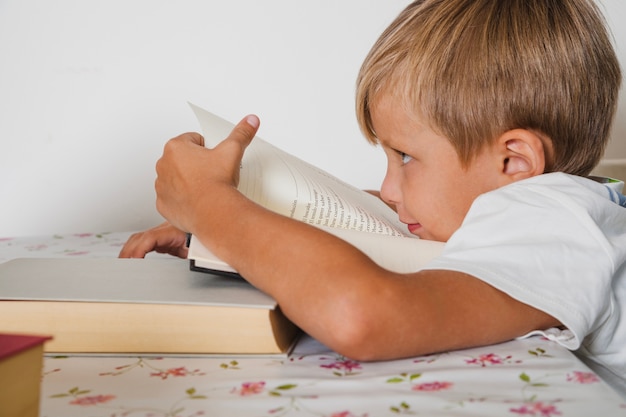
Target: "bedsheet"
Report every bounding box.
[1,232,625,417]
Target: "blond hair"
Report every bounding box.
[356,0,621,175]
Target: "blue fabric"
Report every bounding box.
[605,185,626,208]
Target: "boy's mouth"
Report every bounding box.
[407,223,422,235]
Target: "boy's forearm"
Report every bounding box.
[190,185,401,349]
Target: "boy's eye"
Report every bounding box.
[399,151,413,164]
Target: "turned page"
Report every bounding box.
[190,104,410,237]
[188,105,445,275]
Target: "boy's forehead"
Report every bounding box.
[369,97,405,139]
[371,96,429,132]
[370,96,439,145]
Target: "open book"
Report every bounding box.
[187,104,445,276]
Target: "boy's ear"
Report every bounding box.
[497,129,547,183]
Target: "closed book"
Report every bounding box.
[0,258,299,356]
[0,333,52,417]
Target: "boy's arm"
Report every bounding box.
[155,118,560,360]
[201,197,559,360]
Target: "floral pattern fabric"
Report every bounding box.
[1,232,625,416]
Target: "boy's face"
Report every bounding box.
[372,98,502,242]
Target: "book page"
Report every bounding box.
[317,225,444,273]
[190,104,410,237]
[190,226,445,275]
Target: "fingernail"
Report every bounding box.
[245,115,260,129]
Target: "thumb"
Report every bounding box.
[225,114,260,153]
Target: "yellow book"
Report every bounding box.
[0,258,299,356]
[0,333,52,417]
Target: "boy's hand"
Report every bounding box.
[118,221,188,258]
[154,115,260,234]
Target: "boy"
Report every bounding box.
[120,0,626,396]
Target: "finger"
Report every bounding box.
[118,232,151,258]
[118,224,189,259]
[155,244,189,259]
[222,115,260,155]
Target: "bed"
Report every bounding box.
[1,232,624,416]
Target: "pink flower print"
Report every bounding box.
[412,381,453,392]
[320,358,362,375]
[566,371,599,384]
[465,353,511,367]
[232,381,266,396]
[69,394,116,406]
[73,233,94,238]
[150,366,202,379]
[26,244,48,251]
[66,251,90,256]
[510,401,561,416]
[330,412,368,417]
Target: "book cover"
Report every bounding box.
[0,333,52,417]
[0,258,300,355]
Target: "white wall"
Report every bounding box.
[599,0,626,159]
[0,0,624,237]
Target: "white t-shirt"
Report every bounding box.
[424,173,626,397]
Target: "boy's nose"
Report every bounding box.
[380,172,401,207]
